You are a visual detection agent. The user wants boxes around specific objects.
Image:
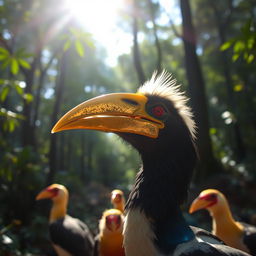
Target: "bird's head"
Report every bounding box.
[111,189,124,205]
[36,184,69,203]
[189,189,229,215]
[100,209,124,234]
[52,71,197,203]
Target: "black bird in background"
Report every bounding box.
[36,184,94,256]
[52,71,250,256]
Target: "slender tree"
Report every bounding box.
[147,0,162,72]
[210,0,246,162]
[47,50,68,185]
[180,0,222,178]
[32,48,61,150]
[132,0,146,85]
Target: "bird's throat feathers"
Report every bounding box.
[124,138,196,254]
[124,208,194,255]
[126,150,195,219]
[50,201,67,222]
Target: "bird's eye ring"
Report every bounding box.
[152,105,165,117]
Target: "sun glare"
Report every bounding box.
[64,0,132,65]
[65,0,121,34]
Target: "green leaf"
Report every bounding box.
[233,84,243,92]
[232,53,240,62]
[247,38,255,49]
[210,128,217,135]
[10,58,19,75]
[75,40,84,57]
[2,58,11,69]
[63,40,71,51]
[0,86,10,102]
[233,41,245,53]
[14,84,24,95]
[247,54,254,63]
[23,93,33,103]
[0,54,7,61]
[0,47,9,55]
[18,59,31,69]
[8,119,16,133]
[220,41,232,51]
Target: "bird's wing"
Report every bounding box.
[175,242,251,256]
[49,215,94,256]
[241,222,256,255]
[93,234,100,256]
[174,237,251,256]
[173,226,250,256]
[190,226,224,244]
[74,217,95,245]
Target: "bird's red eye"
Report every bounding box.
[47,187,59,197]
[200,193,217,201]
[152,106,165,117]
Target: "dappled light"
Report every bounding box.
[1,0,256,255]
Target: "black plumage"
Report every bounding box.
[241,222,256,255]
[36,184,94,256]
[50,215,94,256]
[52,71,251,256]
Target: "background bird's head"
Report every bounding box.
[189,189,229,216]
[99,209,124,235]
[36,183,69,204]
[111,189,124,205]
[52,71,197,203]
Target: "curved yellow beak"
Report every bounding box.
[36,189,53,200]
[189,197,210,214]
[51,93,164,138]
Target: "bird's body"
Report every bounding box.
[52,71,250,256]
[94,209,125,256]
[36,184,94,256]
[190,189,256,255]
[111,189,125,213]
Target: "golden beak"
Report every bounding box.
[51,93,164,138]
[189,197,210,214]
[36,189,53,200]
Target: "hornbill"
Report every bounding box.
[36,184,94,256]
[111,189,125,213]
[52,71,250,255]
[94,209,125,256]
[189,189,256,255]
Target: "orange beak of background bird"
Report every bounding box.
[36,189,54,200]
[189,195,217,214]
[51,93,164,138]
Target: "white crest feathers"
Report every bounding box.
[137,70,196,139]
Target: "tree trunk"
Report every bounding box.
[132,0,146,85]
[80,133,86,182]
[32,49,59,150]
[22,53,41,148]
[211,2,246,162]
[180,0,222,178]
[46,51,68,185]
[147,0,162,72]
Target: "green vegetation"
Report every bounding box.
[0,0,255,254]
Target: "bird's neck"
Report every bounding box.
[125,155,194,254]
[154,207,194,254]
[210,205,244,239]
[50,200,67,223]
[100,227,125,256]
[114,202,125,213]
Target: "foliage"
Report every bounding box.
[0,47,31,75]
[221,18,256,63]
[0,0,256,254]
